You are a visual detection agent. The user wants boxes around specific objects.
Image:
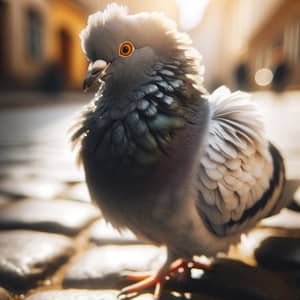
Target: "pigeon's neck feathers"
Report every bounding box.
[71,47,206,174]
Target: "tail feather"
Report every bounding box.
[266,143,287,217]
[270,178,300,215]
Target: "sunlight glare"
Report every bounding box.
[176,0,210,30]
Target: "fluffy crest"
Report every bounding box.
[80,4,128,41]
[79,3,188,60]
[80,3,178,37]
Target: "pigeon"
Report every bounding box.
[71,4,287,298]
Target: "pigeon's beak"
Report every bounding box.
[83,59,108,93]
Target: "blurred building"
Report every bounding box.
[246,0,300,91]
[190,0,300,91]
[0,0,95,91]
[0,0,178,92]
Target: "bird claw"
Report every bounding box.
[117,273,164,300]
[117,290,138,300]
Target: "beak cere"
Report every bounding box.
[83,59,108,92]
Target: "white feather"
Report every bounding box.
[197,86,274,234]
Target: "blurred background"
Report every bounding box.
[0,0,299,94]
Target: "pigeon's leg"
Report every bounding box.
[121,270,154,281]
[118,272,165,300]
[121,259,188,282]
[118,259,188,299]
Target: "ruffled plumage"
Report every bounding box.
[196,86,285,236]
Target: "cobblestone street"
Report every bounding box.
[0,91,299,300]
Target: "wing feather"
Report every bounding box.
[197,86,285,236]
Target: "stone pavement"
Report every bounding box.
[0,92,300,300]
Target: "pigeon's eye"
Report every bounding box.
[119,41,135,57]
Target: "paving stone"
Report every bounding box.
[0,195,11,207]
[255,236,300,270]
[89,219,141,245]
[260,208,300,231]
[63,245,165,289]
[36,166,84,184]
[26,290,119,300]
[167,258,300,300]
[0,198,100,235]
[0,177,65,199]
[0,164,83,185]
[0,164,31,178]
[64,183,90,202]
[31,158,84,184]
[0,288,12,300]
[26,290,200,300]
[0,144,74,166]
[26,290,181,300]
[0,230,74,291]
[134,293,224,300]
[0,149,41,163]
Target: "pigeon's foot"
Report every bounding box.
[118,258,212,300]
[118,272,164,300]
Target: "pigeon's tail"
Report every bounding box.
[272,178,300,214]
[267,143,294,217]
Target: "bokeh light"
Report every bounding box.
[254,68,273,87]
[176,0,209,30]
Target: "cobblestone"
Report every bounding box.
[260,208,300,230]
[89,219,140,245]
[64,183,90,202]
[0,230,74,291]
[0,195,10,207]
[0,288,11,300]
[25,290,217,300]
[26,290,118,300]
[0,198,100,235]
[0,177,65,199]
[63,245,165,289]
[0,164,84,184]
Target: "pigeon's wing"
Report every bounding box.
[196,86,285,236]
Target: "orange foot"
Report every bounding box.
[118,258,212,300]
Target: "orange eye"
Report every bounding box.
[119,41,135,57]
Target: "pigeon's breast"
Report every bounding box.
[81,80,187,174]
[81,99,210,245]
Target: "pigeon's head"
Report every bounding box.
[73,4,207,172]
[80,4,203,94]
